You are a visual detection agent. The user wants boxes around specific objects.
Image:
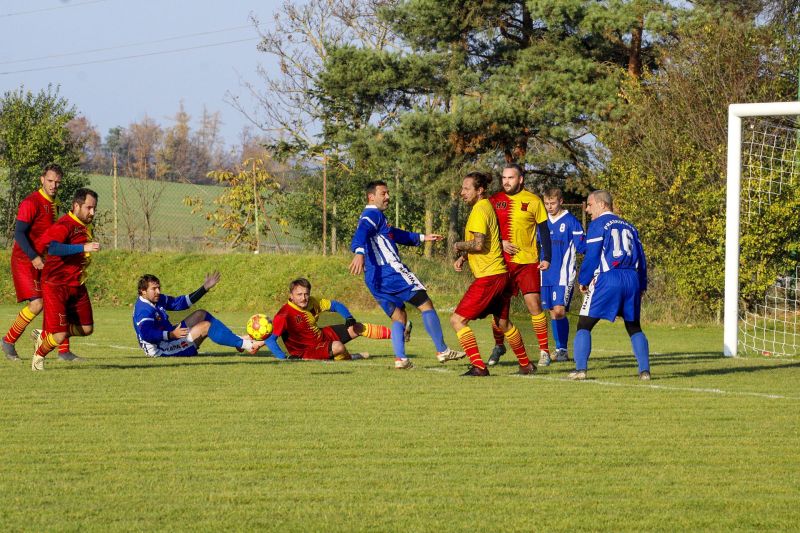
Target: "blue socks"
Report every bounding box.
[554,317,570,350]
[207,313,244,349]
[391,321,407,359]
[573,329,591,371]
[630,332,650,373]
[422,310,447,353]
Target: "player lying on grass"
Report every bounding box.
[133,272,264,357]
[264,277,394,361]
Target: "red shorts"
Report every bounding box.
[454,273,511,321]
[10,256,41,302]
[507,262,541,295]
[41,282,93,334]
[294,325,350,360]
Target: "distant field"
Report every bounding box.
[1,303,798,531]
[87,173,302,252]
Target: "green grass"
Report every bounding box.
[86,174,301,252]
[1,302,799,531]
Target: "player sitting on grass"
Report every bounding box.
[264,277,393,361]
[133,272,263,357]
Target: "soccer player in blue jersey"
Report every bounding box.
[349,180,464,369]
[133,271,264,357]
[540,187,586,363]
[570,190,650,380]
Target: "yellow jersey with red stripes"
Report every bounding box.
[465,198,507,279]
[490,189,547,265]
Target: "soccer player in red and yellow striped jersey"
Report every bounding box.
[449,172,535,377]
[487,163,553,367]
[265,278,392,361]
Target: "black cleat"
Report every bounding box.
[461,365,489,377]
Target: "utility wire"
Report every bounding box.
[0,24,256,65]
[0,38,259,76]
[0,0,113,18]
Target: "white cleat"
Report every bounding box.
[351,352,370,360]
[554,348,569,362]
[31,354,45,371]
[394,358,414,369]
[538,350,551,367]
[567,370,587,381]
[436,347,466,363]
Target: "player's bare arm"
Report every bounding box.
[349,254,365,275]
[83,242,101,252]
[453,232,486,254]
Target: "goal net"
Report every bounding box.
[724,102,800,356]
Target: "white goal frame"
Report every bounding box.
[724,101,800,356]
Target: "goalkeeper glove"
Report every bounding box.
[344,317,357,328]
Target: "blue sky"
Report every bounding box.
[0,0,282,146]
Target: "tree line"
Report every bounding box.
[246,0,800,318]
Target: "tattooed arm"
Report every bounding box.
[453,232,487,254]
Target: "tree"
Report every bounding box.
[0,85,88,238]
[66,115,107,173]
[597,4,800,315]
[186,158,286,251]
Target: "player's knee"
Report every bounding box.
[330,341,345,355]
[449,313,466,330]
[81,324,94,336]
[550,307,566,320]
[409,290,431,309]
[27,298,43,314]
[624,320,642,337]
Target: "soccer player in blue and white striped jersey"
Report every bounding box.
[541,188,586,362]
[349,180,464,369]
[570,190,650,380]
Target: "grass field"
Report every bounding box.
[87,174,301,252]
[1,304,798,531]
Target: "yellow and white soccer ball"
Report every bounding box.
[246,313,272,341]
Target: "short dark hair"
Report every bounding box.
[464,171,492,192]
[365,180,387,197]
[137,274,160,294]
[42,163,63,177]
[543,187,563,200]
[73,188,98,206]
[503,162,525,178]
[289,277,311,293]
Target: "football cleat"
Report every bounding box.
[403,321,413,343]
[554,348,569,362]
[516,362,537,375]
[639,370,651,381]
[31,354,45,371]
[487,344,505,366]
[351,352,370,360]
[2,339,20,361]
[394,358,414,369]
[461,365,489,377]
[57,351,84,362]
[567,370,587,381]
[31,329,43,355]
[538,350,551,367]
[436,347,466,363]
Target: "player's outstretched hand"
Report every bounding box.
[424,233,443,242]
[204,270,221,290]
[349,254,365,275]
[84,242,101,252]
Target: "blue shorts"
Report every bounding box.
[579,270,641,322]
[369,285,422,317]
[541,283,576,311]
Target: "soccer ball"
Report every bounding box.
[246,313,272,341]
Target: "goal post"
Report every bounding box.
[724,101,800,356]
